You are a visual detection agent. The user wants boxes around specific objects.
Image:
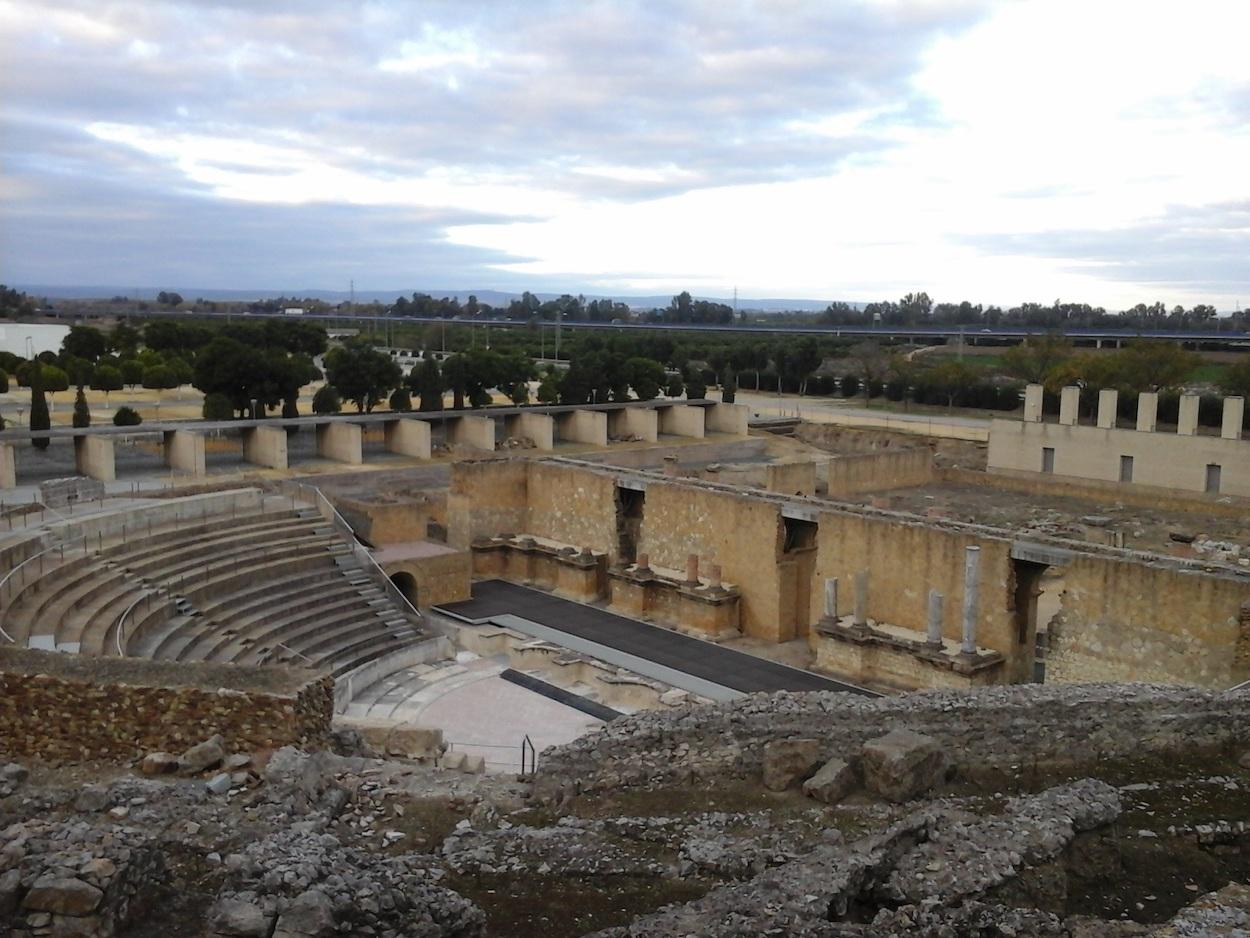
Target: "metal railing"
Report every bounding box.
[114,590,158,656]
[0,536,91,645]
[521,734,537,778]
[276,480,422,623]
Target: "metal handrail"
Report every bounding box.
[114,590,153,656]
[0,537,90,644]
[521,734,537,778]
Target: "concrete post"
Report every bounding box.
[636,552,651,573]
[662,455,680,477]
[1176,393,1200,436]
[608,407,658,442]
[556,410,608,446]
[658,404,706,438]
[824,577,838,619]
[0,443,15,489]
[1136,392,1158,432]
[1096,388,1119,429]
[853,570,869,627]
[709,564,722,588]
[1058,386,1080,426]
[449,415,496,452]
[74,435,116,483]
[241,425,288,470]
[961,546,980,655]
[704,402,749,436]
[685,554,699,585]
[162,430,206,476]
[1023,384,1043,422]
[384,418,432,459]
[926,589,944,647]
[504,412,555,450]
[315,421,363,464]
[1222,396,1245,441]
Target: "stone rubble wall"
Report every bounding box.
[534,683,1250,801]
[0,647,332,763]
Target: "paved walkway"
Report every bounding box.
[436,580,875,697]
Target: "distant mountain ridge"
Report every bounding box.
[13,284,843,313]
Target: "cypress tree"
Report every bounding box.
[72,386,91,428]
[29,365,50,450]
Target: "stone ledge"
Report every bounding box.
[813,616,1004,676]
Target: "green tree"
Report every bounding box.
[62,326,108,362]
[1219,358,1250,399]
[926,359,982,410]
[442,354,469,409]
[312,385,342,415]
[625,357,665,401]
[323,342,402,413]
[192,337,268,416]
[665,374,685,398]
[90,365,123,403]
[141,364,179,390]
[1112,340,1201,392]
[109,323,140,355]
[721,367,737,404]
[202,393,234,420]
[113,406,142,426]
[120,359,145,389]
[1001,335,1073,388]
[41,365,69,393]
[71,387,91,428]
[389,387,413,412]
[536,371,561,404]
[685,370,707,400]
[29,364,49,450]
[410,358,445,412]
[0,368,8,394]
[508,382,530,405]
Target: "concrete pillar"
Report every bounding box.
[1058,386,1080,426]
[384,418,431,459]
[853,570,868,627]
[315,421,363,464]
[0,443,15,489]
[556,410,608,446]
[1096,389,1119,429]
[163,430,206,476]
[504,412,555,450]
[74,435,116,483]
[1221,396,1244,441]
[1177,393,1200,436]
[657,404,706,438]
[449,415,496,452]
[1023,384,1043,423]
[704,402,748,436]
[926,589,944,648]
[823,577,838,619]
[662,455,680,477]
[1136,392,1158,432]
[608,407,659,443]
[685,554,699,585]
[241,425,288,470]
[961,546,980,655]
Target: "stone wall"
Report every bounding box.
[525,461,619,554]
[336,496,441,545]
[447,459,529,549]
[824,448,935,496]
[0,647,331,763]
[534,683,1250,799]
[1048,554,1250,686]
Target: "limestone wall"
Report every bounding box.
[0,647,332,763]
[446,459,529,549]
[1048,555,1250,687]
[525,461,619,554]
[534,683,1250,799]
[824,449,935,496]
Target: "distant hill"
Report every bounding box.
[14,284,845,314]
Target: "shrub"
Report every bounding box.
[113,406,142,426]
[202,393,234,420]
[312,386,341,415]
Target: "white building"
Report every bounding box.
[0,322,70,358]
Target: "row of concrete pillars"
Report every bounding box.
[0,402,749,488]
[1022,384,1245,439]
[823,545,982,654]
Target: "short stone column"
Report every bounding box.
[853,570,869,627]
[1222,397,1245,441]
[1136,392,1158,432]
[556,410,608,446]
[504,412,555,450]
[1022,384,1044,422]
[0,442,16,489]
[163,430,206,476]
[961,546,980,655]
[449,415,496,452]
[242,425,288,470]
[823,577,838,620]
[926,589,944,648]
[1177,393,1200,436]
[384,418,432,458]
[658,404,706,438]
[685,553,699,585]
[1058,386,1080,426]
[1096,388,1118,429]
[315,420,363,464]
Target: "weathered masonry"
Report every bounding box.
[448,456,1250,691]
[988,383,1249,497]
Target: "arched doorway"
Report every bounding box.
[390,571,418,608]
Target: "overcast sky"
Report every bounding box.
[2,0,1248,308]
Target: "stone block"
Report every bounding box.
[861,729,948,802]
[273,889,335,938]
[140,751,179,776]
[209,898,274,937]
[179,734,226,775]
[461,753,486,775]
[73,785,110,812]
[22,875,103,915]
[442,750,466,772]
[761,737,821,791]
[802,757,857,804]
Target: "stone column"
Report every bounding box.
[0,442,16,489]
[685,553,699,585]
[1177,393,1200,436]
[961,546,980,655]
[1096,388,1118,429]
[662,455,680,477]
[1022,384,1044,422]
[315,420,363,464]
[709,564,722,588]
[1222,397,1245,441]
[853,570,869,627]
[556,410,608,446]
[704,402,749,436]
[608,407,658,443]
[658,404,706,438]
[449,415,496,452]
[1136,392,1158,432]
[505,412,555,450]
[926,589,944,648]
[823,577,838,620]
[1058,386,1080,426]
[242,425,288,470]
